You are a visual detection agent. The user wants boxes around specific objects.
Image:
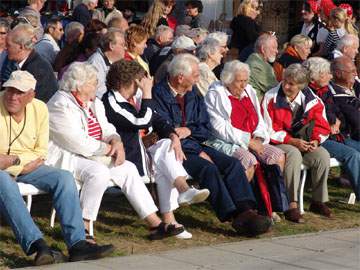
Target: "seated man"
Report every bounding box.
[0,70,113,266]
[152,53,272,236]
[262,64,331,217]
[330,56,360,140]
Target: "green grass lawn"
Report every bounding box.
[1,169,359,269]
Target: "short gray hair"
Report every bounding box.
[100,29,124,51]
[0,18,10,31]
[10,24,36,50]
[283,63,309,89]
[206,32,228,46]
[82,0,97,4]
[168,53,199,77]
[336,34,359,50]
[303,57,330,82]
[175,24,191,37]
[254,34,276,53]
[220,60,250,85]
[155,25,173,40]
[197,38,221,62]
[64,21,84,43]
[59,62,98,92]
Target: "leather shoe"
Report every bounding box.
[69,240,115,262]
[232,209,272,236]
[284,208,304,223]
[309,201,332,217]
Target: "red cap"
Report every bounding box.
[320,0,337,17]
[339,3,353,17]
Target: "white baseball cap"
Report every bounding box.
[171,35,196,51]
[3,70,37,92]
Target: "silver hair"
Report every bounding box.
[10,24,36,50]
[64,21,84,42]
[336,34,359,50]
[59,62,98,92]
[254,34,276,53]
[197,38,221,62]
[155,25,173,40]
[303,57,330,82]
[283,63,309,88]
[168,53,199,77]
[206,32,228,46]
[82,0,97,4]
[220,60,250,85]
[175,24,191,37]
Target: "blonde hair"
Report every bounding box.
[330,7,358,35]
[141,0,166,37]
[290,34,313,48]
[236,0,258,16]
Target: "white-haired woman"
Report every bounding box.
[196,38,223,96]
[304,57,360,200]
[204,61,285,183]
[47,62,185,241]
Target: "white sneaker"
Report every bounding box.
[175,229,192,239]
[178,187,210,206]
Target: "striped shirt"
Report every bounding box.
[72,92,103,140]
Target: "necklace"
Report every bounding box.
[7,108,27,155]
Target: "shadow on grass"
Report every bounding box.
[0,250,32,269]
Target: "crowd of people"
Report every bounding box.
[0,0,359,266]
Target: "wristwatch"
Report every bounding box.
[13,157,21,166]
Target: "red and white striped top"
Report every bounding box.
[72,92,103,141]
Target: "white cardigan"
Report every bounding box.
[46,90,120,174]
[204,81,270,150]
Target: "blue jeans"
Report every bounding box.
[0,166,85,254]
[183,146,256,222]
[322,139,360,199]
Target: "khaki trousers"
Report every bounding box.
[276,144,330,203]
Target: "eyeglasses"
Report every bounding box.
[338,69,357,75]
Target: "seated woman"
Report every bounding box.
[196,38,223,96]
[102,60,209,239]
[262,63,331,218]
[273,34,312,81]
[204,61,290,221]
[304,56,360,201]
[124,25,150,75]
[47,62,186,241]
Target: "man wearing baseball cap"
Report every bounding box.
[0,70,114,266]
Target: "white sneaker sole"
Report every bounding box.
[175,230,192,239]
[178,189,210,206]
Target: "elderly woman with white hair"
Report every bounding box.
[262,63,331,219]
[204,60,285,186]
[47,62,185,241]
[304,57,360,201]
[196,38,224,96]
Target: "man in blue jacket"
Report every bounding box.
[152,53,272,236]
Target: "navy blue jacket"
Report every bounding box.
[102,89,174,176]
[152,80,212,155]
[329,81,360,140]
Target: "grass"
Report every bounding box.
[1,168,359,269]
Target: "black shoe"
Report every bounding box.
[34,248,67,266]
[68,240,115,262]
[232,209,272,236]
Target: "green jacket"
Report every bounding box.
[246,53,278,100]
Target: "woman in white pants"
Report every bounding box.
[47,62,184,240]
[102,60,210,239]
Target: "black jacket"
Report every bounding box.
[230,15,260,51]
[329,81,360,140]
[102,89,174,176]
[22,50,58,102]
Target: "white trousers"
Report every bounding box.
[74,157,158,221]
[148,139,188,213]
